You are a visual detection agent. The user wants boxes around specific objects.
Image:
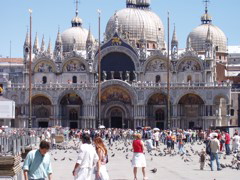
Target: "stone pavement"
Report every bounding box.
[47,140,240,180]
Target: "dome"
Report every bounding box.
[105,6,165,47]
[187,24,227,53]
[62,27,92,52]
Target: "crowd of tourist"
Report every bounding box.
[1,127,240,179]
[19,127,240,179]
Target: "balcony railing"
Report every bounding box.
[7,81,231,90]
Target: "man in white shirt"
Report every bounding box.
[232,133,240,153]
[72,133,99,180]
[210,133,221,171]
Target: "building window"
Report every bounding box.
[73,76,77,84]
[187,75,192,83]
[155,75,161,83]
[231,109,234,116]
[42,76,47,84]
[0,69,3,72]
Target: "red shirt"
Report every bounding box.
[225,133,231,144]
[133,140,143,153]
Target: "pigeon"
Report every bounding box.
[111,154,115,157]
[69,158,73,161]
[54,158,57,161]
[61,157,65,161]
[150,168,157,173]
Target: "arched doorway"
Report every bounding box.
[109,108,124,128]
[101,86,132,128]
[147,93,167,129]
[101,52,135,81]
[178,94,204,129]
[60,93,83,128]
[32,96,52,128]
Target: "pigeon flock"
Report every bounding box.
[47,139,240,179]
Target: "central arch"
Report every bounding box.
[100,85,133,128]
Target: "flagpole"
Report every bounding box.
[97,9,101,128]
[167,12,171,129]
[29,9,33,128]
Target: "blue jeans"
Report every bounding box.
[178,143,185,154]
[225,144,230,155]
[210,153,220,170]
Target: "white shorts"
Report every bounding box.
[132,153,146,168]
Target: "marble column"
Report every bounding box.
[111,71,114,79]
[119,71,123,80]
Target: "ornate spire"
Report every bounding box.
[33,32,39,55]
[171,24,178,45]
[54,27,63,58]
[24,30,30,47]
[206,25,212,43]
[47,38,52,55]
[171,24,178,59]
[86,26,94,43]
[40,35,45,52]
[201,0,212,24]
[23,29,30,60]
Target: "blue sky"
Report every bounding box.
[0,0,239,58]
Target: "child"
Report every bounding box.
[146,136,155,153]
[199,150,206,170]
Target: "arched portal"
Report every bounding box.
[147,93,167,129]
[60,93,83,128]
[178,94,204,129]
[101,52,135,81]
[101,86,132,128]
[32,96,52,128]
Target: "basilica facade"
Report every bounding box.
[2,0,235,129]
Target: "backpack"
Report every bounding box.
[206,141,211,155]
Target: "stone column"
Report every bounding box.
[119,71,123,80]
[111,71,114,79]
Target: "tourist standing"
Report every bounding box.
[23,140,52,180]
[224,131,231,155]
[72,133,99,180]
[93,137,109,180]
[210,133,221,171]
[132,134,147,180]
[232,133,240,153]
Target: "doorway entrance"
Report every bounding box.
[109,108,123,128]
[70,122,78,129]
[156,122,164,130]
[111,117,122,128]
[189,122,195,129]
[38,122,48,128]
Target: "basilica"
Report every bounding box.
[1,0,237,129]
